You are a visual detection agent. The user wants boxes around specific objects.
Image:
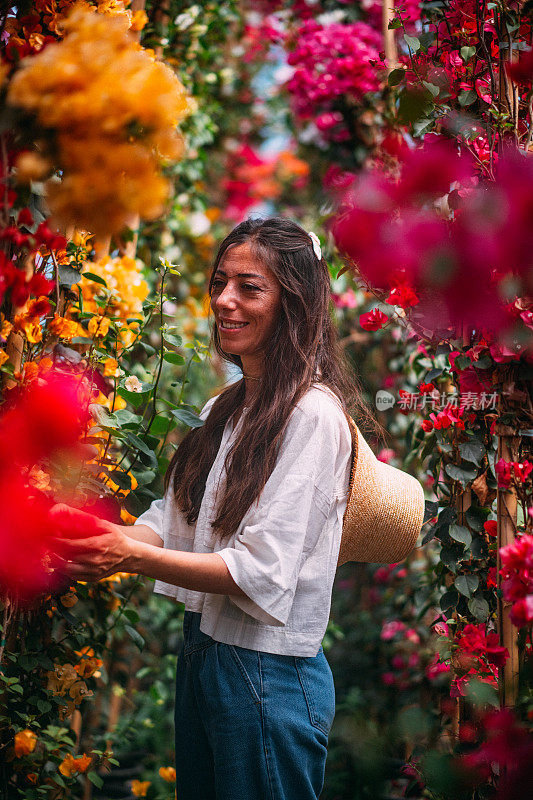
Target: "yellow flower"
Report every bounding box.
[14,730,37,757]
[120,508,137,525]
[48,314,82,340]
[131,780,151,797]
[0,315,13,338]
[58,753,77,778]
[72,255,148,351]
[159,766,176,782]
[59,752,92,777]
[15,151,52,183]
[88,315,111,338]
[7,5,193,236]
[130,9,148,31]
[47,663,78,696]
[71,228,94,247]
[75,655,103,679]
[0,349,8,367]
[15,319,43,344]
[103,357,119,377]
[68,679,93,704]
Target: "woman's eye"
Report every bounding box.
[211,280,259,292]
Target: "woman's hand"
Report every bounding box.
[49,503,137,582]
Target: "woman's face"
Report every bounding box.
[210,242,282,362]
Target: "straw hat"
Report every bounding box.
[338,415,425,566]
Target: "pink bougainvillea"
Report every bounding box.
[285,19,384,142]
[499,534,533,627]
[332,144,533,345]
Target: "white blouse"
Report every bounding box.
[133,382,352,656]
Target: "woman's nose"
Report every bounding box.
[215,282,238,311]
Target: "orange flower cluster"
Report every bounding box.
[6,0,145,51]
[59,752,92,777]
[8,4,195,235]
[14,730,37,757]
[46,663,94,718]
[239,149,309,201]
[131,780,151,797]
[74,254,149,349]
[159,766,176,782]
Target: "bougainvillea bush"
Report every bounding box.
[0,1,266,797]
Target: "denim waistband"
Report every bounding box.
[182,610,215,655]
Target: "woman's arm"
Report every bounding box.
[128,539,248,597]
[50,505,248,597]
[121,523,164,548]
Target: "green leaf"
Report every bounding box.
[440,587,459,611]
[453,355,472,370]
[114,409,141,427]
[464,679,499,707]
[440,545,460,573]
[473,355,493,370]
[139,342,156,357]
[131,469,156,486]
[124,608,139,625]
[125,624,145,652]
[388,68,405,86]
[459,441,485,465]
[455,574,479,597]
[460,46,476,62]
[148,415,176,436]
[465,506,488,532]
[468,595,489,621]
[449,524,472,547]
[89,404,118,428]
[422,81,440,97]
[83,272,107,287]
[87,772,104,789]
[445,463,477,486]
[164,333,183,347]
[388,18,402,29]
[117,386,150,409]
[163,351,186,365]
[398,87,433,124]
[458,89,477,107]
[171,408,205,428]
[107,470,131,490]
[58,265,82,287]
[412,117,434,137]
[404,34,420,51]
[125,432,154,457]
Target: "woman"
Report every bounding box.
[51,217,378,800]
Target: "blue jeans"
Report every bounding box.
[174,610,335,800]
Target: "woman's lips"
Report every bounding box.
[218,320,249,333]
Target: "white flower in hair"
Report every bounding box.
[308,231,322,260]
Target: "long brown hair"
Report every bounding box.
[165,217,381,540]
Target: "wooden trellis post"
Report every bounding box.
[495,412,520,706]
[382,0,398,70]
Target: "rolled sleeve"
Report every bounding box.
[133,497,165,541]
[216,402,340,626]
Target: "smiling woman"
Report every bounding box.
[210,240,282,393]
[52,217,380,800]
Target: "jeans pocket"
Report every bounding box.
[294,653,335,737]
[227,644,262,706]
